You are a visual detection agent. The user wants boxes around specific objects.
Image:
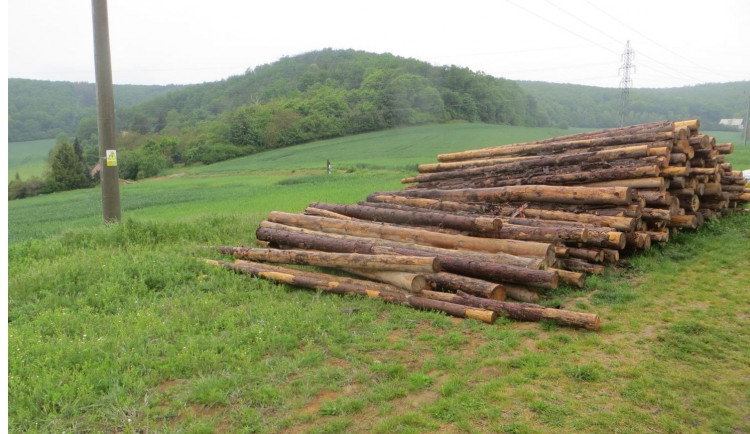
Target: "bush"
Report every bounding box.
[8,177,49,200]
[184,144,251,165]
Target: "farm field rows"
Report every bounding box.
[8,124,750,433]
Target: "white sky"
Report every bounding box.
[6,0,750,88]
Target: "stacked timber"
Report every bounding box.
[205,119,748,331]
[396,119,748,263]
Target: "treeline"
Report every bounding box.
[87,49,549,178]
[8,79,181,142]
[519,80,750,130]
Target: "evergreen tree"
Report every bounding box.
[47,142,90,191]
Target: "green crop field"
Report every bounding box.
[8,123,750,433]
[8,138,57,180]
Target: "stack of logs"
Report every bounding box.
[206,119,749,331]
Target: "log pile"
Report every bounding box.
[205,119,748,331]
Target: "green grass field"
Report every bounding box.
[8,123,750,433]
[8,138,57,180]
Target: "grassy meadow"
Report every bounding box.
[8,138,56,180]
[8,124,750,433]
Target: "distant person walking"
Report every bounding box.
[327,159,332,175]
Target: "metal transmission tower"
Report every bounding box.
[618,40,635,126]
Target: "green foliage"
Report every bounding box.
[8,177,49,200]
[46,141,91,192]
[8,78,180,142]
[520,80,750,128]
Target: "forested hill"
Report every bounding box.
[519,80,750,130]
[8,79,181,142]
[112,49,548,141]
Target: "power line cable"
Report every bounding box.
[581,0,734,81]
[503,0,620,56]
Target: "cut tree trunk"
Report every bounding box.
[266,211,554,261]
[215,247,440,273]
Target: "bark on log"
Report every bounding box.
[255,224,558,288]
[583,177,668,190]
[503,284,540,303]
[385,185,637,206]
[215,247,441,273]
[304,207,354,220]
[343,268,429,293]
[257,222,546,269]
[547,268,586,288]
[417,143,670,174]
[566,247,604,262]
[266,211,554,261]
[669,214,698,229]
[437,132,674,162]
[205,259,497,323]
[454,291,601,330]
[422,272,506,300]
[559,258,606,275]
[308,202,501,232]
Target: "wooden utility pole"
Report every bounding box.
[744,94,749,146]
[91,0,121,223]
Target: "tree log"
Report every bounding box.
[583,177,668,190]
[266,211,554,261]
[559,258,606,275]
[215,247,441,273]
[503,284,540,303]
[547,267,586,288]
[255,224,558,288]
[204,259,497,323]
[343,268,429,293]
[454,291,600,330]
[422,272,506,300]
[385,185,637,206]
[256,222,546,269]
[308,201,501,233]
[437,131,674,162]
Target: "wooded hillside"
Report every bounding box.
[8,79,181,142]
[519,80,750,130]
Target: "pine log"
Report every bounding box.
[670,153,688,165]
[677,195,700,212]
[415,164,662,190]
[436,131,674,162]
[669,214,698,229]
[715,143,734,154]
[304,207,354,220]
[503,284,540,303]
[308,202,501,233]
[255,224,558,288]
[601,249,620,263]
[422,272,506,300]
[560,258,606,275]
[638,190,674,207]
[343,268,429,293]
[496,208,637,231]
[625,231,652,250]
[266,211,554,261]
[488,224,589,244]
[566,247,604,263]
[454,291,600,330]
[385,185,637,206]
[547,268,586,288]
[583,177,668,190]
[204,259,497,323]
[367,194,490,214]
[215,247,441,273]
[417,143,670,174]
[256,222,546,269]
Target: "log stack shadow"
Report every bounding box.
[205,120,749,330]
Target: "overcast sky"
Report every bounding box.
[7,0,750,88]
